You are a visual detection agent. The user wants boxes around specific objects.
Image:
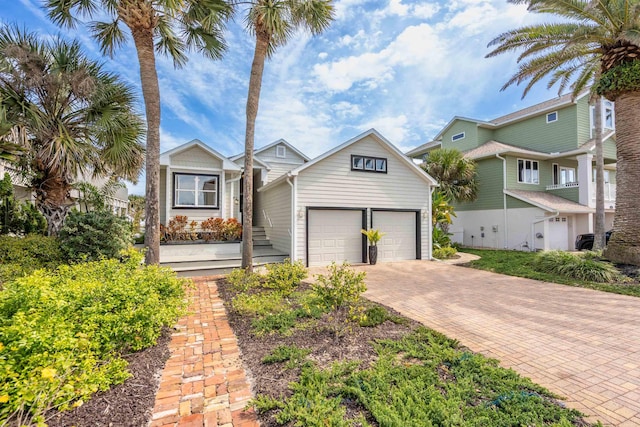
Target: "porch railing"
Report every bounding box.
[545,182,579,191]
[591,183,616,202]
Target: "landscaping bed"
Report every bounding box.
[460,248,640,297]
[217,263,593,427]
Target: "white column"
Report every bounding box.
[577,154,594,207]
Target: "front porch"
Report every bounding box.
[158,226,288,276]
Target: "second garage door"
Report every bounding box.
[372,210,417,262]
[308,209,364,267]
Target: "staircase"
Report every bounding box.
[161,226,289,277]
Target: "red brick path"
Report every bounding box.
[150,278,258,427]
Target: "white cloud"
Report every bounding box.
[318,52,328,60]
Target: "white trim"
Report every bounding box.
[546,111,558,123]
[173,173,220,208]
[165,166,171,223]
[516,158,540,185]
[231,138,311,162]
[259,129,439,193]
[160,139,241,171]
[276,145,286,158]
[451,132,465,141]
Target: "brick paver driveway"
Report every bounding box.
[354,260,640,426]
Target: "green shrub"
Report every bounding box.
[231,292,285,317]
[264,259,308,294]
[59,210,132,261]
[227,268,262,292]
[0,234,64,285]
[252,311,298,336]
[0,250,187,423]
[0,173,47,236]
[533,250,622,283]
[312,262,366,311]
[359,306,389,327]
[262,345,312,368]
[433,246,457,260]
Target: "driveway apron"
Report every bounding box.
[353,260,640,426]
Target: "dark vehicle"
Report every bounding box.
[575,230,612,250]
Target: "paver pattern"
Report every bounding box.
[150,277,258,427]
[352,260,640,427]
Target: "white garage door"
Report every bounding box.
[308,209,364,267]
[373,211,417,262]
[548,216,569,250]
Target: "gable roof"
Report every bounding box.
[160,139,241,171]
[230,138,311,162]
[231,155,272,170]
[405,140,442,157]
[463,140,551,160]
[505,189,594,214]
[406,90,594,158]
[259,128,438,192]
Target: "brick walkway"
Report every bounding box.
[150,278,258,427]
[347,260,640,427]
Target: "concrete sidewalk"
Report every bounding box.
[352,260,640,426]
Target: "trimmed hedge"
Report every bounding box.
[0,235,64,285]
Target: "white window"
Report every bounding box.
[364,158,375,170]
[174,173,218,208]
[604,101,615,129]
[276,145,286,158]
[590,100,616,136]
[375,158,387,172]
[452,132,465,142]
[593,168,610,183]
[546,111,558,123]
[518,159,539,184]
[553,163,576,185]
[352,156,364,170]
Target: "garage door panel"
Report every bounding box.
[373,211,417,262]
[309,210,363,267]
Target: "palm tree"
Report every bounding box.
[0,26,144,236]
[486,0,640,265]
[240,0,334,270]
[591,92,606,251]
[46,0,231,264]
[421,148,478,203]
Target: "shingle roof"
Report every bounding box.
[462,140,550,160]
[505,189,594,213]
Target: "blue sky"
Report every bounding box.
[3,0,558,195]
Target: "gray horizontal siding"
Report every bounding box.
[260,182,292,254]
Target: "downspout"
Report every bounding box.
[495,154,508,248]
[286,174,296,265]
[227,175,242,219]
[428,186,434,260]
[531,211,559,252]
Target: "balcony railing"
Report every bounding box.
[546,182,579,191]
[591,183,616,202]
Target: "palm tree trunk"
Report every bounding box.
[603,91,640,265]
[242,30,269,271]
[131,28,161,265]
[592,95,606,251]
[34,176,71,236]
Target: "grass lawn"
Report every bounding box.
[218,265,593,427]
[459,248,640,298]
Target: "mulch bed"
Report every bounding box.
[45,328,172,427]
[216,279,419,427]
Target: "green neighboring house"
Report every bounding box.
[407,91,617,251]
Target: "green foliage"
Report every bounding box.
[312,262,367,312]
[533,250,623,283]
[231,292,285,317]
[461,248,640,297]
[162,216,243,242]
[264,259,308,294]
[262,345,312,368]
[433,246,458,260]
[0,234,64,285]
[359,306,389,327]
[59,210,132,261]
[128,195,145,234]
[0,250,187,423]
[0,173,46,236]
[597,60,640,100]
[422,148,478,203]
[432,190,456,227]
[361,229,385,246]
[227,268,262,292]
[432,227,452,250]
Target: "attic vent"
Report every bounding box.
[546,111,558,123]
[276,145,286,158]
[452,132,465,142]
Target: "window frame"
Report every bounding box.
[517,158,540,185]
[451,132,465,142]
[276,145,287,158]
[351,155,387,174]
[173,173,220,209]
[546,111,558,123]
